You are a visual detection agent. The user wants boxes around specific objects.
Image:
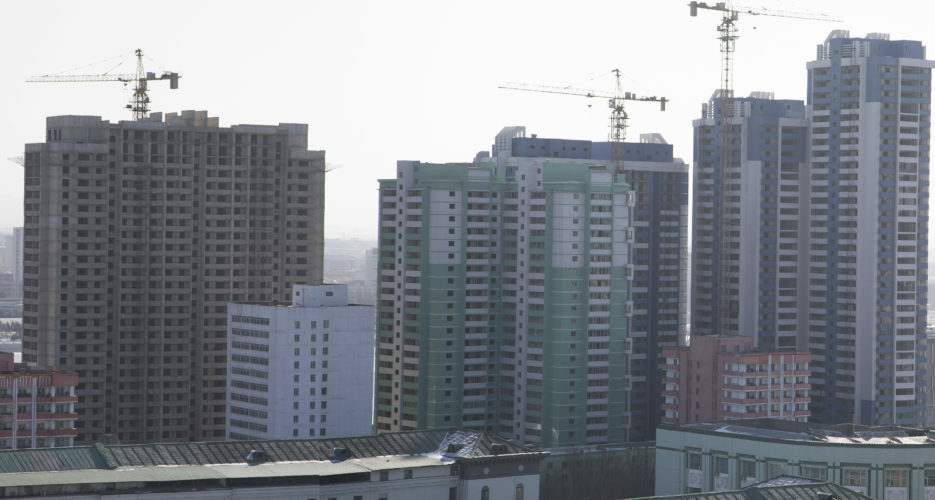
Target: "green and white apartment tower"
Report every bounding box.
[375,129,688,447]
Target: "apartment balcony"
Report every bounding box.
[32,412,79,420]
[35,428,78,437]
[724,396,768,405]
[721,410,766,419]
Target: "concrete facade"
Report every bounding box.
[660,335,810,425]
[507,132,690,441]
[376,154,632,447]
[806,32,932,426]
[22,111,325,443]
[691,91,809,347]
[226,284,374,440]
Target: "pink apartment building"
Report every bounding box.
[661,336,810,425]
[0,352,78,449]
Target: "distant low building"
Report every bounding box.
[0,429,544,499]
[0,352,77,449]
[227,284,375,440]
[661,335,810,425]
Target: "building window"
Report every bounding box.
[766,461,787,479]
[740,458,756,486]
[925,469,935,487]
[481,486,490,500]
[686,450,703,490]
[404,469,413,479]
[688,452,702,470]
[801,464,827,481]
[713,455,728,490]
[449,487,458,500]
[843,469,868,492]
[380,470,389,481]
[515,483,524,500]
[885,469,908,488]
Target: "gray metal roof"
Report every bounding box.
[0,429,541,481]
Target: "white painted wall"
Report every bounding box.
[227,284,375,440]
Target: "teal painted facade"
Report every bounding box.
[376,159,632,447]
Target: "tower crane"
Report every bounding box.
[689,1,840,122]
[688,1,840,335]
[28,49,180,121]
[500,69,667,172]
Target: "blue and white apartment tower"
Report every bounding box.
[691,92,809,349]
[501,129,689,441]
[806,31,931,426]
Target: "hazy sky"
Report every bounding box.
[2,0,934,241]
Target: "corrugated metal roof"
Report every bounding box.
[210,461,369,478]
[0,466,226,487]
[0,446,106,473]
[0,429,538,476]
[0,449,454,486]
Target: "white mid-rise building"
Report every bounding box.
[227,284,375,440]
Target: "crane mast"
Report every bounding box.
[500,69,667,173]
[689,1,840,335]
[28,49,180,121]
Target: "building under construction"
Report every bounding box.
[22,110,325,443]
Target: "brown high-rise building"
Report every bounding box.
[23,111,324,443]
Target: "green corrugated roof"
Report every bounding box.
[0,446,107,473]
[0,429,536,473]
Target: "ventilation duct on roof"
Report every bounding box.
[246,450,267,464]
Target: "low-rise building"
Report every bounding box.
[661,335,810,425]
[0,352,77,449]
[0,429,545,499]
[656,419,935,498]
[227,284,375,440]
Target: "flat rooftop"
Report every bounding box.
[665,418,935,445]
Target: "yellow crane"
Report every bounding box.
[28,49,180,121]
[689,1,840,334]
[500,69,667,172]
